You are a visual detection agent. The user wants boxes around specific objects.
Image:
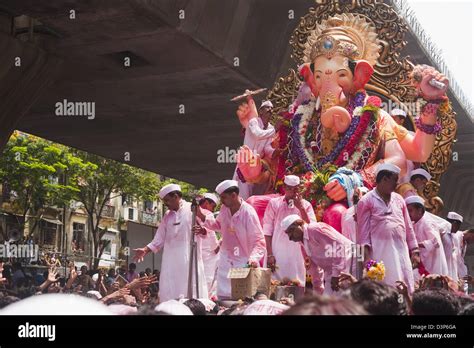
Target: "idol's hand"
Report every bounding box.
[419,69,449,101]
[323,179,347,201]
[236,95,258,128]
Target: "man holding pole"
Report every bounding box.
[133,184,208,302]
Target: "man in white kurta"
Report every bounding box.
[198,180,266,299]
[133,184,208,302]
[405,196,448,276]
[197,193,220,297]
[262,175,316,286]
[441,212,465,281]
[233,100,276,199]
[356,163,419,293]
[281,215,354,296]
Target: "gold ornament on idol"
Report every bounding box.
[303,13,381,65]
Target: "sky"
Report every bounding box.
[406,0,474,109]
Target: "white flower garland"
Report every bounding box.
[294,97,317,166]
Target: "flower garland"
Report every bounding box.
[289,91,380,174]
[300,165,337,208]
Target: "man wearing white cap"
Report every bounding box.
[441,212,466,281]
[405,196,448,276]
[262,175,316,287]
[397,168,432,198]
[390,108,407,126]
[233,100,276,199]
[197,193,220,297]
[281,215,354,296]
[197,180,266,299]
[356,163,420,293]
[133,183,208,302]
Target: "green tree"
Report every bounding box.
[70,150,160,269]
[0,132,86,241]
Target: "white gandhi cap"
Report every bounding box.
[284,175,300,187]
[375,163,401,176]
[410,168,432,181]
[159,183,181,199]
[390,108,407,118]
[447,212,463,223]
[405,195,425,206]
[203,193,219,205]
[260,100,273,109]
[215,180,239,195]
[280,214,302,232]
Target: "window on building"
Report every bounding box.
[121,194,129,206]
[42,221,57,246]
[2,182,10,202]
[128,208,134,220]
[144,200,153,212]
[103,241,112,255]
[5,215,24,242]
[72,222,85,251]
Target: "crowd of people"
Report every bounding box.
[1,259,474,315]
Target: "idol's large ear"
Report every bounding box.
[298,63,318,97]
[352,60,374,92]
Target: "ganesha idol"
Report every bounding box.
[235,13,451,231]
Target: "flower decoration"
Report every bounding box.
[365,259,385,281]
[366,96,382,108]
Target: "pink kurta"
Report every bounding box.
[233,117,275,199]
[147,201,208,302]
[302,222,354,296]
[356,190,418,293]
[262,195,316,286]
[413,214,448,275]
[202,199,266,299]
[341,206,357,243]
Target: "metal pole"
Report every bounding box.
[187,240,194,299]
[194,240,199,298]
[187,198,198,299]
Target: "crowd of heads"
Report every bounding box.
[1,257,472,315]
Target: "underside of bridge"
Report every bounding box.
[0,0,472,224]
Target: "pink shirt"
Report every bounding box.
[263,196,316,237]
[262,195,316,285]
[203,199,266,299]
[413,214,448,275]
[302,222,354,278]
[357,189,418,292]
[203,199,266,264]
